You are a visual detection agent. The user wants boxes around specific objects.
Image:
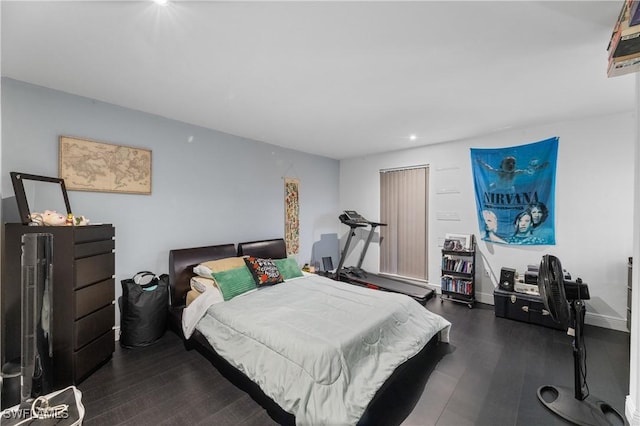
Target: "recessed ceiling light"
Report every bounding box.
[409,134,417,141]
[153,0,169,6]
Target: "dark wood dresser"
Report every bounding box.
[1,223,115,388]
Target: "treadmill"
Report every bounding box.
[335,210,434,305]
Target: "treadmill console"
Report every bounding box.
[343,210,368,223]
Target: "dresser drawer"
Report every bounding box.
[75,239,114,259]
[75,278,114,319]
[74,329,114,383]
[75,252,115,288]
[75,303,114,350]
[73,225,115,244]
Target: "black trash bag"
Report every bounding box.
[119,271,169,348]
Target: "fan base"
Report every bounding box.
[537,385,625,426]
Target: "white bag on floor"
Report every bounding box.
[0,385,84,425]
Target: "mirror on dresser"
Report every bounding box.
[10,172,72,225]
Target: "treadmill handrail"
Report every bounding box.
[366,221,387,227]
[339,212,387,228]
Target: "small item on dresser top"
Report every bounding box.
[73,215,90,226]
[29,211,91,226]
[32,210,66,226]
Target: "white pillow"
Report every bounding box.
[183,285,226,337]
[190,276,217,293]
[186,285,224,306]
[193,264,214,279]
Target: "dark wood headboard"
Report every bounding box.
[237,238,287,259]
[168,243,236,308]
[168,238,288,310]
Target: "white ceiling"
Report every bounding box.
[1,1,635,160]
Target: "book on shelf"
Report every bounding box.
[442,256,473,274]
[608,1,628,51]
[630,0,640,27]
[610,49,640,63]
[611,1,628,34]
[608,1,640,58]
[440,276,472,295]
[610,31,640,59]
[608,54,640,77]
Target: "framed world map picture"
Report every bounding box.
[59,136,152,194]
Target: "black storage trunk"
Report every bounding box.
[493,288,564,330]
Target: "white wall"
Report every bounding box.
[626,73,640,426]
[340,111,635,331]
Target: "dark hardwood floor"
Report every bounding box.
[79,297,630,426]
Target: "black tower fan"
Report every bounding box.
[536,254,625,426]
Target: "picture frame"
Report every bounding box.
[59,136,152,194]
[444,233,472,251]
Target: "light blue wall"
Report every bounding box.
[1,78,340,325]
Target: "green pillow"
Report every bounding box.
[274,257,304,280]
[211,265,257,301]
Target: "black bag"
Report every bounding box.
[119,271,169,348]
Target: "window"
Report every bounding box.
[379,166,428,281]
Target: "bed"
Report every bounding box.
[168,238,451,425]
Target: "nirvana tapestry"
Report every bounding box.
[470,137,558,245]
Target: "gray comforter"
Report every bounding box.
[196,274,451,425]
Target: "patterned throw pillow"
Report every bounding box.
[244,256,284,286]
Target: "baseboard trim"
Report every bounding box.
[584,312,628,332]
[626,395,639,426]
[473,289,628,332]
[476,290,494,305]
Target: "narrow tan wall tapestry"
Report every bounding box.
[59,136,152,194]
[284,177,300,255]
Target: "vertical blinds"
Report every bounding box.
[379,166,428,280]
